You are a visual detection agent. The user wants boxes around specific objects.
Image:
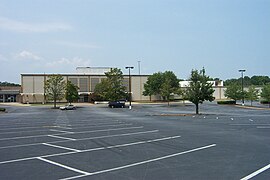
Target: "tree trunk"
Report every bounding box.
[54,98,57,109]
[195,103,199,114]
[149,95,152,101]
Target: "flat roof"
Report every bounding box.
[21,73,150,77]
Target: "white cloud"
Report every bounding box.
[0,17,72,33]
[46,57,91,68]
[54,41,100,49]
[16,50,42,60]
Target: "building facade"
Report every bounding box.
[20,74,157,103]
[0,86,21,102]
[20,68,229,104]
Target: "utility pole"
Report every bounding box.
[138,61,141,101]
[125,66,134,109]
[239,69,246,106]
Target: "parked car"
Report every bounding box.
[108,101,126,108]
[59,104,76,110]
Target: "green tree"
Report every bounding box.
[260,84,270,108]
[251,76,270,86]
[224,83,243,102]
[143,72,164,101]
[94,68,127,101]
[94,79,110,100]
[185,68,215,114]
[45,75,66,108]
[160,79,174,106]
[0,81,20,86]
[160,71,179,106]
[143,71,179,104]
[246,85,259,106]
[65,81,79,104]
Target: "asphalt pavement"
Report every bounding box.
[0,102,269,180]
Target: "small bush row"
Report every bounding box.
[0,108,6,112]
[260,100,270,104]
[217,100,236,105]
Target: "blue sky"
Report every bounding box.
[0,0,269,83]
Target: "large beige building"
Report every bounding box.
[20,67,227,104]
[20,73,153,104]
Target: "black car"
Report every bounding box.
[108,101,126,108]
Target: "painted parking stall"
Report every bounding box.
[0,103,269,179]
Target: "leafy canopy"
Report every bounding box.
[224,83,243,101]
[94,68,127,101]
[185,68,215,114]
[44,75,66,108]
[260,84,270,107]
[245,85,259,106]
[65,80,79,104]
[143,71,179,103]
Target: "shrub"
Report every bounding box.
[260,100,269,104]
[217,100,236,105]
[0,108,6,112]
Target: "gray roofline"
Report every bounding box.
[21,73,150,77]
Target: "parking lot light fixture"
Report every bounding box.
[238,69,246,106]
[125,66,134,109]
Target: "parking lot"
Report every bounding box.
[0,103,269,180]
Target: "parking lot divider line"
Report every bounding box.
[240,163,270,180]
[0,123,134,136]
[68,126,144,134]
[56,126,73,130]
[37,157,90,175]
[230,124,270,126]
[42,143,81,152]
[257,126,270,129]
[0,156,38,165]
[0,126,49,131]
[0,129,51,135]
[50,129,74,134]
[48,135,76,141]
[0,126,144,141]
[79,135,181,153]
[0,130,159,150]
[61,144,217,180]
[0,131,172,165]
[56,123,133,129]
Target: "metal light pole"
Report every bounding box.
[239,69,246,106]
[125,66,134,109]
[138,61,141,101]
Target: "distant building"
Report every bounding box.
[179,80,224,87]
[76,67,112,75]
[20,67,158,103]
[179,80,226,100]
[20,67,230,104]
[0,86,21,102]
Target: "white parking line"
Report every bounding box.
[61,144,217,180]
[56,126,73,130]
[257,126,270,129]
[0,123,133,135]
[48,135,76,141]
[42,143,81,152]
[0,132,181,165]
[240,163,270,180]
[0,126,144,141]
[37,157,89,175]
[0,126,54,131]
[0,129,158,150]
[50,129,74,134]
[230,124,270,126]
